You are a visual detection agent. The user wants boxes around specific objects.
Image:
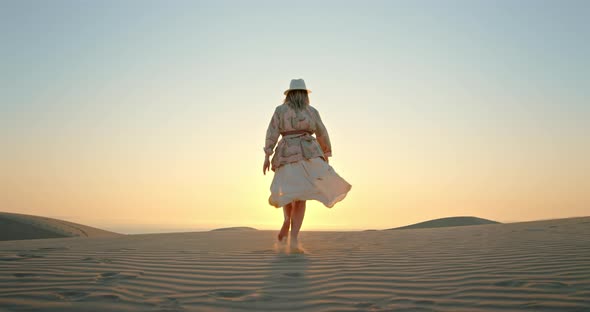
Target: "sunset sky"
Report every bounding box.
[2,1,589,233]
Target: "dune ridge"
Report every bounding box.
[0,217,588,311]
[389,216,500,230]
[0,212,121,241]
[211,226,258,232]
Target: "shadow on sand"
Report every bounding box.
[253,243,312,310]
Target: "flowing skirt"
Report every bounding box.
[269,157,352,208]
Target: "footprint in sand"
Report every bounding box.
[355,301,383,309]
[13,272,39,278]
[96,294,121,300]
[494,279,572,291]
[55,290,90,301]
[81,257,114,264]
[100,272,119,278]
[283,272,303,278]
[36,247,70,251]
[527,281,573,291]
[0,255,25,261]
[388,298,435,307]
[95,271,143,284]
[210,290,252,300]
[17,253,45,259]
[494,280,527,287]
[105,248,137,252]
[148,297,184,310]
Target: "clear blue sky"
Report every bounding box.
[1,1,589,233]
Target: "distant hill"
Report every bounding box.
[0,212,122,241]
[211,227,257,232]
[388,216,500,230]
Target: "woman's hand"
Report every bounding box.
[263,156,271,175]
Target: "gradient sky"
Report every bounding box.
[1,0,589,233]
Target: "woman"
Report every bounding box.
[263,78,352,247]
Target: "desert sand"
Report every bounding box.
[0,217,589,311]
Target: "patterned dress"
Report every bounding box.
[264,103,351,208]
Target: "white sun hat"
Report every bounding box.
[284,78,312,95]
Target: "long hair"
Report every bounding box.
[283,90,310,111]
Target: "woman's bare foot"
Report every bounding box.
[277,220,290,242]
[289,238,305,254]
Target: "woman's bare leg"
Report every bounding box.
[290,200,306,244]
[278,202,293,241]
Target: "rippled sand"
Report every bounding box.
[0,217,589,311]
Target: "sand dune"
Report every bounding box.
[389,216,500,230]
[211,226,258,232]
[0,212,121,241]
[0,217,589,311]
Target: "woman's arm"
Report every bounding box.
[263,107,280,174]
[312,108,332,159]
